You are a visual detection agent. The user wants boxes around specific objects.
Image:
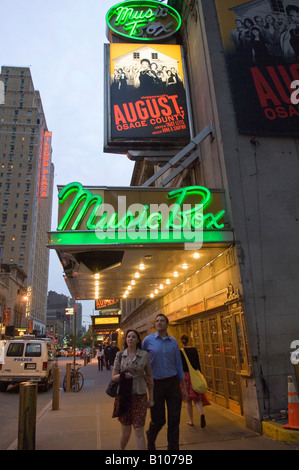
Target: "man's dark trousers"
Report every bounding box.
[147,376,182,450]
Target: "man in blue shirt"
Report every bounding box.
[142,313,187,450]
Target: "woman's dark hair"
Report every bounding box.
[181,334,189,345]
[124,329,142,349]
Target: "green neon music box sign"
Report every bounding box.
[48,182,234,248]
[106,0,182,41]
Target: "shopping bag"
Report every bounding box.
[181,348,207,394]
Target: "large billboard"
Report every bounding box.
[215,0,299,137]
[104,43,191,152]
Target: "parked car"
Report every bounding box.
[0,337,55,391]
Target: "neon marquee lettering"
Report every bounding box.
[57,182,226,239]
[106,1,181,41]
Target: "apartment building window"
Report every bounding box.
[22,225,27,232]
[3,204,8,211]
[2,214,7,222]
[0,236,5,244]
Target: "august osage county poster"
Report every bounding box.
[107,43,191,149]
[215,0,299,137]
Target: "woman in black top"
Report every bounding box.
[180,334,210,428]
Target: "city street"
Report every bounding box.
[2,357,299,452]
[0,357,75,450]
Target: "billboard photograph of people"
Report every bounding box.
[106,43,191,149]
[215,0,299,136]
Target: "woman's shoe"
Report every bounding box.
[200,414,206,428]
[187,422,194,426]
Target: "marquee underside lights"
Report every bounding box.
[106,0,182,42]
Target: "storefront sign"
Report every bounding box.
[48,182,232,248]
[104,43,191,152]
[106,0,181,42]
[94,317,120,325]
[3,307,11,327]
[95,299,120,310]
[25,286,32,318]
[215,0,299,137]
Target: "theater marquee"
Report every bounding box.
[48,182,233,248]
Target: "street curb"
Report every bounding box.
[262,420,299,442]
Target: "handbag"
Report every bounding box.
[106,380,118,397]
[181,348,207,394]
[105,352,123,397]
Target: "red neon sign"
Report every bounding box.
[40,131,52,198]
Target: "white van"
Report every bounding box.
[0,337,56,392]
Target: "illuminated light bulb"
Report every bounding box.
[166,279,171,284]
[94,281,100,286]
[94,273,100,279]
[182,263,188,269]
[154,289,159,294]
[134,272,140,278]
[159,284,164,289]
[173,271,179,277]
[139,264,145,270]
[193,252,200,259]
[128,286,132,290]
[150,293,154,298]
[123,294,127,298]
[131,280,136,285]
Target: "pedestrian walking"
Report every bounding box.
[142,314,188,450]
[180,334,210,428]
[96,346,104,371]
[110,341,119,367]
[104,342,112,370]
[112,329,154,450]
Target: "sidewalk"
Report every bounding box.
[7,358,299,451]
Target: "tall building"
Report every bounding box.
[0,66,53,336]
[46,291,83,346]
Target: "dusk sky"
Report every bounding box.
[1,0,137,326]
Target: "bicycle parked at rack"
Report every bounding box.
[63,363,84,392]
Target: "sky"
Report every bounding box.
[1,0,136,327]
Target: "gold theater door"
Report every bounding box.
[193,311,243,415]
